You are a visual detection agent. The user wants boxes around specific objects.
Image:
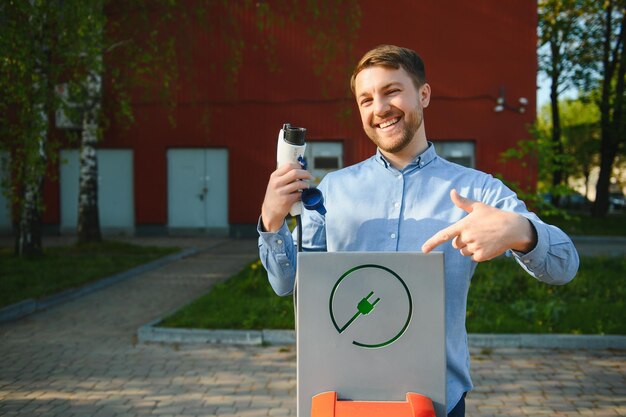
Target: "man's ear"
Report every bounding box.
[420,83,431,108]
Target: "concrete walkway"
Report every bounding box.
[0,236,625,416]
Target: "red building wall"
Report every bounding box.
[44,0,537,232]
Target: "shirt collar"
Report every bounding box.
[375,141,438,171]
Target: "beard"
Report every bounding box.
[365,105,423,154]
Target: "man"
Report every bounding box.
[258,44,579,417]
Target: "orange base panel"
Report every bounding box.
[311,391,436,417]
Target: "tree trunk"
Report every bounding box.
[592,5,626,217]
[593,142,618,216]
[583,167,591,202]
[15,131,46,257]
[15,173,44,256]
[77,106,102,244]
[550,36,564,207]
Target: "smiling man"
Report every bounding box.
[353,54,429,163]
[258,44,579,417]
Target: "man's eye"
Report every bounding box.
[387,89,400,95]
[360,98,372,106]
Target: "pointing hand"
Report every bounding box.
[421,189,537,262]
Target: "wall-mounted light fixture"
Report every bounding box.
[494,87,528,113]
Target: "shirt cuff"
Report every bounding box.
[257,216,292,253]
[509,218,549,278]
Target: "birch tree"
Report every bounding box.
[69,1,105,243]
[1,1,66,255]
[77,70,103,243]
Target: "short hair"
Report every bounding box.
[350,45,427,95]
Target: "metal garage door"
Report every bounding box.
[167,148,228,235]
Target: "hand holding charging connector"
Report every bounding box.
[262,123,326,250]
[261,124,312,232]
[276,123,326,217]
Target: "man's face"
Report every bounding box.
[354,66,428,154]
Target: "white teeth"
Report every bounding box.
[379,118,398,129]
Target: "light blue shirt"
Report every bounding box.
[258,143,579,413]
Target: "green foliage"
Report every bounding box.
[0,0,106,253]
[0,240,178,308]
[537,0,626,217]
[540,99,601,186]
[500,97,602,218]
[538,0,587,93]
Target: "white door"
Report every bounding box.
[60,149,134,234]
[167,149,228,234]
[0,152,11,233]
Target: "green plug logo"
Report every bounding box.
[329,264,413,349]
[357,291,380,315]
[338,291,381,334]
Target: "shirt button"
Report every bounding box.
[285,262,290,266]
[390,233,396,239]
[394,202,400,208]
[523,259,530,264]
[277,239,283,245]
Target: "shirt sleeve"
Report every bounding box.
[257,217,297,296]
[257,177,330,296]
[478,175,579,285]
[508,217,579,285]
[257,207,329,295]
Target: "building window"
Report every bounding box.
[304,141,344,184]
[432,141,475,168]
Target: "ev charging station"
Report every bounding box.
[296,252,446,417]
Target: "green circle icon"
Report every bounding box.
[329,264,413,349]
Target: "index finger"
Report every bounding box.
[421,223,462,253]
[274,162,302,174]
[273,163,314,182]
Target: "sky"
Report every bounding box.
[536,73,579,113]
[536,74,550,111]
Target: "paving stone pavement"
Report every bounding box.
[1,237,625,416]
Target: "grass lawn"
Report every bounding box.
[0,240,179,308]
[545,212,626,236]
[160,259,294,330]
[160,256,626,335]
[467,256,625,334]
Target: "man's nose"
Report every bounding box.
[373,97,391,116]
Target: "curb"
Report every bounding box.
[137,318,296,346]
[138,318,263,345]
[0,247,199,323]
[138,324,626,350]
[468,333,626,350]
